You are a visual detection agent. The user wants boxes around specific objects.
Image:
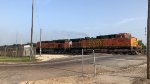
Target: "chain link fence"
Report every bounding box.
[80,49,147,83]
[44,49,147,83]
[22,49,146,84]
[0,46,147,83]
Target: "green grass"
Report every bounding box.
[0,56,37,62]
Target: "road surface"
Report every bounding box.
[0,54,147,84]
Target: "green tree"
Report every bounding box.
[138,40,146,49]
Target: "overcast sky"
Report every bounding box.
[0,0,147,45]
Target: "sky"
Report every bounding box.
[0,0,147,45]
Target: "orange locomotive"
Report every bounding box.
[70,33,141,54]
[36,39,70,54]
[36,33,141,55]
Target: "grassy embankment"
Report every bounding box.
[0,56,37,62]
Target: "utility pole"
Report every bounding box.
[40,28,42,56]
[145,27,147,37]
[93,50,96,77]
[81,49,84,77]
[16,32,18,45]
[147,0,150,79]
[16,32,18,57]
[30,0,34,60]
[145,27,147,55]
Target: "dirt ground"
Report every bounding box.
[35,54,68,62]
[0,54,149,84]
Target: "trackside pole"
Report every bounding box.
[4,46,6,56]
[93,49,96,77]
[30,0,34,61]
[82,49,84,77]
[40,28,42,56]
[147,0,150,79]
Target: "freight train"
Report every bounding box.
[36,33,142,55]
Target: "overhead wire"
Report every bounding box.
[35,1,42,30]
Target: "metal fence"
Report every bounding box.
[44,49,147,84]
[81,49,147,83]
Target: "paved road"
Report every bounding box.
[0,54,147,84]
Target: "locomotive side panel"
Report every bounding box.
[36,33,142,55]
